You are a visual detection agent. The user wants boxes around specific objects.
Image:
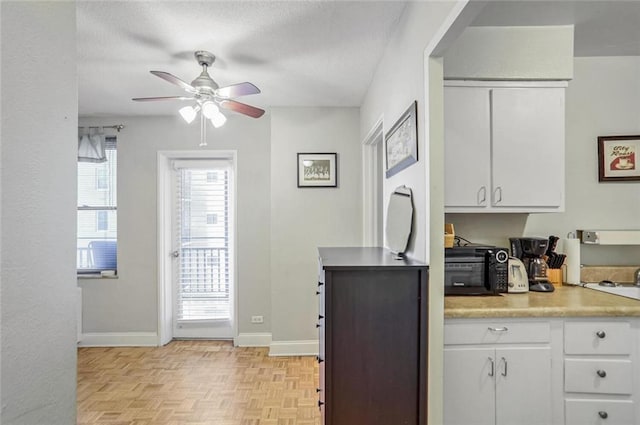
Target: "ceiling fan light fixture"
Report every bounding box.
[179,105,200,123]
[201,101,219,119]
[210,111,227,128]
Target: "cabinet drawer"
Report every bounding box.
[566,399,635,425]
[564,359,633,395]
[444,321,550,345]
[565,321,631,355]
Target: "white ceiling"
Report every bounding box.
[77,1,407,117]
[78,1,640,117]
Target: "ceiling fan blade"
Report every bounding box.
[216,82,261,98]
[150,71,196,93]
[219,99,265,118]
[132,96,193,102]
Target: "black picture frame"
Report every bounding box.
[297,153,338,188]
[598,135,640,182]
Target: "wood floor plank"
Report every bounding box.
[78,341,321,425]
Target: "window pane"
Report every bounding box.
[77,137,117,272]
[96,210,109,231]
[77,210,117,271]
[78,143,117,207]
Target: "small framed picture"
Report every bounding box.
[297,153,337,188]
[598,135,640,182]
[385,101,418,178]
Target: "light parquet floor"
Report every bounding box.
[78,340,321,425]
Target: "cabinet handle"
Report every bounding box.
[318,315,324,319]
[477,186,487,205]
[597,369,607,378]
[488,357,495,377]
[318,281,324,286]
[316,388,322,393]
[316,356,324,363]
[316,291,321,295]
[596,330,606,339]
[493,187,502,204]
[488,326,508,332]
[318,400,325,408]
[501,357,507,377]
[598,411,608,419]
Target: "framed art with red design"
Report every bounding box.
[598,135,640,182]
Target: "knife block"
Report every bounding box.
[547,268,563,286]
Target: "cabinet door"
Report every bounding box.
[491,88,564,208]
[444,347,495,425]
[495,347,552,425]
[444,86,491,208]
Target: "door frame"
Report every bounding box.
[362,117,384,247]
[157,150,238,346]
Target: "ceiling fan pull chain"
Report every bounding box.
[199,111,207,147]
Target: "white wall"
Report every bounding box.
[78,114,272,338]
[1,2,78,424]
[360,1,460,263]
[448,57,640,265]
[270,107,361,348]
[444,25,574,80]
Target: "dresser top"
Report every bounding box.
[318,247,427,269]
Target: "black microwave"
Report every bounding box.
[444,246,509,295]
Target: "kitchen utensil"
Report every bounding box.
[546,235,559,256]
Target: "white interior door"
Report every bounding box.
[171,159,234,339]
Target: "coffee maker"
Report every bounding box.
[509,237,555,292]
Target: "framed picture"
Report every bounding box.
[297,153,337,187]
[385,101,418,178]
[598,135,640,182]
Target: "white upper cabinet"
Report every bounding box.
[444,81,566,213]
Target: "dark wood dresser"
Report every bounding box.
[317,247,429,425]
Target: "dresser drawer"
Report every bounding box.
[565,399,635,425]
[565,321,631,355]
[444,321,550,345]
[565,359,633,395]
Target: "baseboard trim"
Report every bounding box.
[234,332,272,347]
[79,332,159,347]
[269,340,319,357]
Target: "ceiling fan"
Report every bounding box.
[132,50,265,129]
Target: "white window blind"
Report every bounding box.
[174,160,232,321]
[77,137,117,272]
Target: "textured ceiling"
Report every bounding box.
[77,1,407,117]
[78,1,640,118]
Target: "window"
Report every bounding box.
[96,210,109,231]
[96,169,108,190]
[77,137,117,273]
[206,171,218,183]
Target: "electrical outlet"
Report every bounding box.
[251,315,264,324]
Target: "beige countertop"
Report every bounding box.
[445,284,640,318]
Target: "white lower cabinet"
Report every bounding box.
[444,320,555,425]
[445,317,640,425]
[563,319,638,425]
